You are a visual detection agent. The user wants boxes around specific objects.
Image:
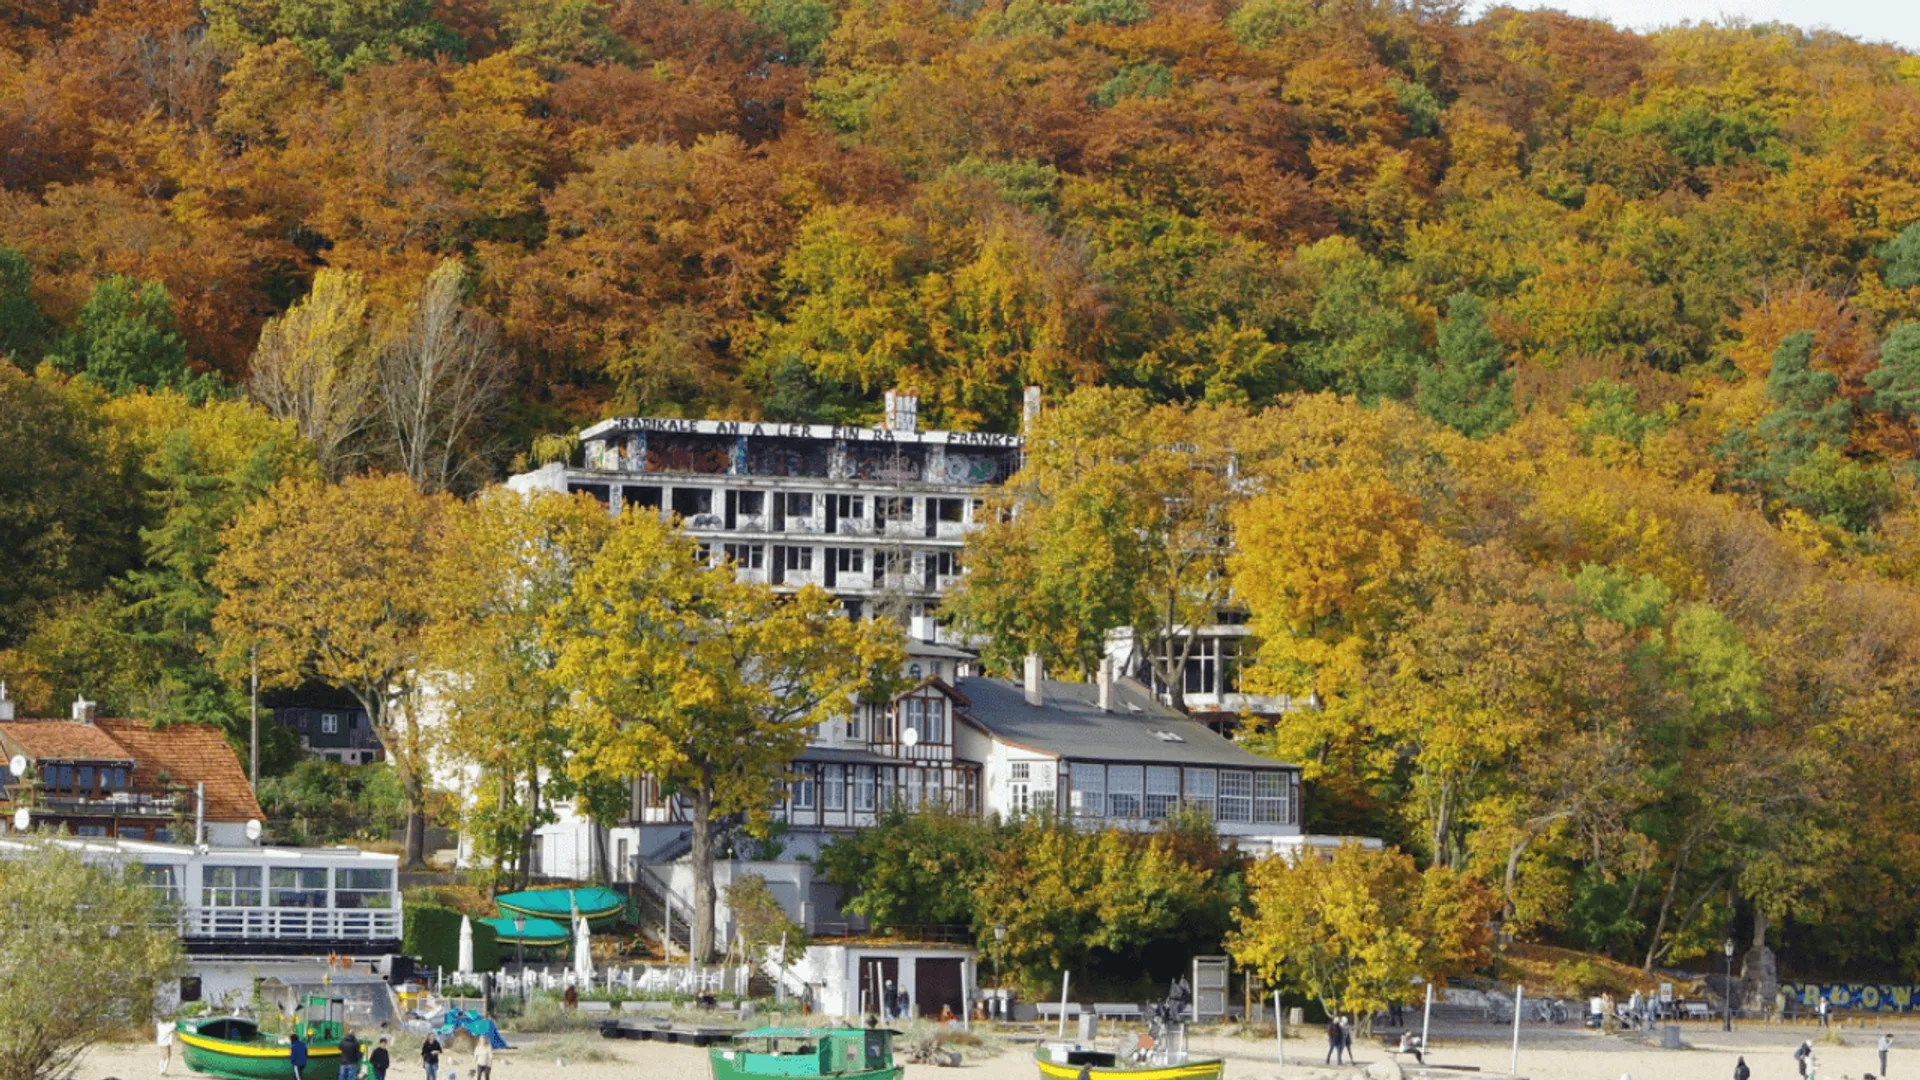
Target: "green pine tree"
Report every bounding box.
[0,245,47,369]
[49,276,220,400]
[1753,330,1850,474]
[1867,322,1920,419]
[1416,292,1514,437]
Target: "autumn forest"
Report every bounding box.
[7,0,1920,980]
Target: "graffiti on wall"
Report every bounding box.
[1782,984,1920,1012]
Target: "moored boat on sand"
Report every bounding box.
[178,996,345,1080]
[708,1026,903,1080]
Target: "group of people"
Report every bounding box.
[283,1030,488,1080]
[1323,1014,1360,1065]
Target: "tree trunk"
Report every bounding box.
[520,765,542,889]
[689,782,718,962]
[403,769,428,868]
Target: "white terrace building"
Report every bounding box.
[0,836,402,1008]
[505,392,1022,644]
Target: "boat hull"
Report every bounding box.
[707,1049,902,1080]
[179,1033,340,1080]
[1035,1055,1223,1080]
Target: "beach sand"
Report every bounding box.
[85,1021,1911,1080]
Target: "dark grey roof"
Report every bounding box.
[954,676,1295,769]
[906,640,975,661]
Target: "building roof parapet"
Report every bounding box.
[580,416,1021,449]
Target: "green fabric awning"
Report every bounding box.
[478,915,571,947]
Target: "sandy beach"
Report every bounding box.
[82,1021,1918,1080]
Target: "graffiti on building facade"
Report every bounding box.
[1783,984,1920,1012]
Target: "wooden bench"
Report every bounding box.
[1094,1003,1143,1021]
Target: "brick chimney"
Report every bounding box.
[71,696,96,724]
[1023,653,1044,707]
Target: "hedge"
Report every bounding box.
[404,902,502,973]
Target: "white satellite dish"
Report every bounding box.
[11,808,27,832]
[245,819,263,842]
[901,728,920,748]
[7,755,25,778]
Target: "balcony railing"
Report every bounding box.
[181,906,402,942]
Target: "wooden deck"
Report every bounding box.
[597,1019,741,1046]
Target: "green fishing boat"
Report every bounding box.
[708,1027,902,1080]
[178,997,345,1080]
[495,886,626,928]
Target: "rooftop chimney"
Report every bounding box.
[71,697,96,724]
[0,682,13,722]
[1022,385,1043,435]
[884,389,919,434]
[1023,653,1044,707]
[1097,655,1115,713]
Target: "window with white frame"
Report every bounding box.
[321,714,339,734]
[791,770,815,811]
[1218,770,1252,823]
[1183,768,1217,820]
[1071,763,1105,818]
[1254,772,1292,824]
[823,765,845,811]
[1008,761,1031,815]
[853,766,875,811]
[335,868,393,909]
[777,545,814,571]
[723,542,764,569]
[785,492,814,519]
[1107,766,1144,819]
[845,707,864,741]
[202,866,262,907]
[901,697,946,744]
[1145,766,1181,820]
[269,867,328,908]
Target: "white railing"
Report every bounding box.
[182,906,402,941]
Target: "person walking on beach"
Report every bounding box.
[472,1039,492,1080]
[337,1033,361,1080]
[1795,1040,1814,1079]
[156,1019,175,1076]
[1325,1017,1344,1064]
[420,1035,442,1080]
[1819,996,1831,1027]
[289,1033,307,1080]
[1882,1031,1895,1076]
[369,1037,390,1080]
[1733,1056,1750,1080]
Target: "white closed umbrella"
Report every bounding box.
[458,916,475,976]
[575,914,594,984]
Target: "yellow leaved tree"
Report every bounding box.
[212,472,460,866]
[1228,843,1496,1020]
[545,510,906,959]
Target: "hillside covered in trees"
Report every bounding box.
[5,0,1920,435]
[8,0,1920,981]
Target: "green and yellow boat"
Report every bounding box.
[708,1027,902,1080]
[178,997,345,1080]
[1035,1043,1224,1080]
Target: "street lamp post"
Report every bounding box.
[1723,938,1736,1032]
[514,914,528,1004]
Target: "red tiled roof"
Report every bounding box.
[96,719,265,823]
[0,721,137,762]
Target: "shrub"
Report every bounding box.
[403,902,502,973]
